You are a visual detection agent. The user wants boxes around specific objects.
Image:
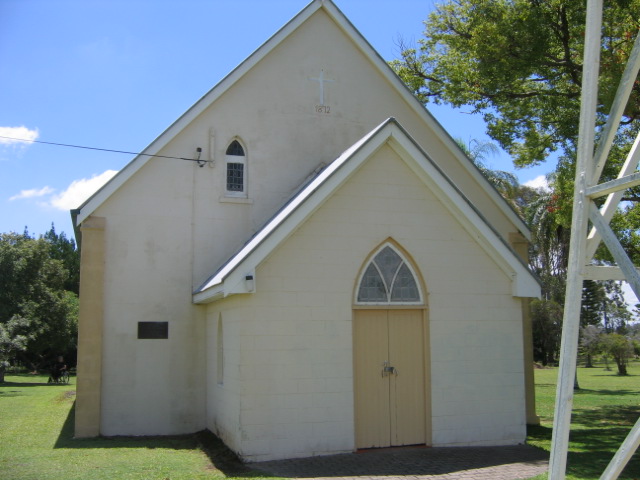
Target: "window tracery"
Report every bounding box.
[357,245,421,304]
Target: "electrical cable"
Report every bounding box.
[0,135,210,164]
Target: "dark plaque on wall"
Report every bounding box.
[137,321,169,339]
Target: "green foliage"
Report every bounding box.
[531,298,563,365]
[391,0,640,167]
[580,280,605,327]
[600,333,634,375]
[0,316,31,361]
[609,202,640,265]
[602,281,633,333]
[0,229,79,371]
[525,186,570,303]
[516,172,634,365]
[551,124,640,268]
[455,137,522,206]
[43,224,80,294]
[0,316,32,382]
[579,325,602,368]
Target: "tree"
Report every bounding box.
[600,333,634,375]
[531,298,563,365]
[0,231,79,371]
[602,281,633,333]
[391,0,640,167]
[456,137,522,205]
[43,224,80,295]
[581,280,606,327]
[525,186,571,304]
[0,316,31,382]
[580,324,602,368]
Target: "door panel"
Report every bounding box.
[389,310,426,446]
[354,310,390,448]
[354,309,426,449]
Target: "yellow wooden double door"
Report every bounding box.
[354,309,428,449]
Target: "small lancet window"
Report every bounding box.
[357,245,421,303]
[225,140,246,195]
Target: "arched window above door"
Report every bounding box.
[356,244,422,304]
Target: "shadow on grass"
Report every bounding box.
[573,404,640,428]
[528,419,640,478]
[1,373,75,387]
[574,388,639,397]
[54,402,261,477]
[55,402,547,478]
[0,376,68,397]
[1,382,52,388]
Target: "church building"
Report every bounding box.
[72,0,540,462]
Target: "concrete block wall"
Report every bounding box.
[96,157,207,436]
[204,145,526,461]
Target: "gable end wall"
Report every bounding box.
[205,145,526,461]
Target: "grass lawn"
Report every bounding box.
[527,361,640,480]
[0,374,267,480]
[2,365,640,480]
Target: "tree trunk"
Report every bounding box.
[0,365,5,383]
[616,359,628,375]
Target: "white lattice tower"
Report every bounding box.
[549,0,640,478]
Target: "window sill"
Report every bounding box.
[219,196,253,204]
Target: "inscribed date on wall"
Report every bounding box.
[315,105,331,114]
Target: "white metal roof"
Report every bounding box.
[193,118,540,304]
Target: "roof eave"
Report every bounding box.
[193,118,540,304]
[192,118,394,302]
[384,126,540,298]
[74,0,530,242]
[193,284,224,305]
[76,0,325,226]
[320,1,531,240]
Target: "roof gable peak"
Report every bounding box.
[193,118,539,304]
[75,0,529,244]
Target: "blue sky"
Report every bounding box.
[1,0,551,239]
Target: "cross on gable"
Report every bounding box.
[309,69,334,105]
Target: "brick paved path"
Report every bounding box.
[252,445,548,480]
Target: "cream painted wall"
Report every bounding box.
[95,159,206,435]
[205,301,244,450]
[205,144,526,462]
[127,8,522,290]
[85,6,527,442]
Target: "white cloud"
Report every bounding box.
[50,170,118,210]
[9,186,55,201]
[0,126,39,145]
[524,175,550,191]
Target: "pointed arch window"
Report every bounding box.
[225,140,246,196]
[357,245,422,304]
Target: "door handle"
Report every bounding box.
[382,362,398,377]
